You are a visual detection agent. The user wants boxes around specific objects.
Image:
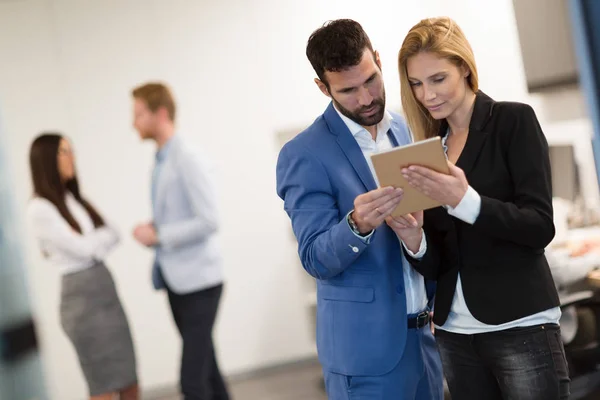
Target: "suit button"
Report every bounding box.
[396,285,404,294]
[351,246,359,253]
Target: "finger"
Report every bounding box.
[356,186,398,205]
[359,188,403,216]
[385,217,407,230]
[388,214,415,226]
[399,214,418,227]
[367,188,403,209]
[390,218,413,229]
[447,161,464,178]
[402,173,434,193]
[387,217,413,231]
[372,194,405,220]
[402,172,431,194]
[402,165,442,183]
[356,195,400,222]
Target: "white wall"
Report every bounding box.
[0,0,594,399]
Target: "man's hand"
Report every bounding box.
[402,160,468,208]
[352,187,404,234]
[133,222,158,247]
[385,211,423,253]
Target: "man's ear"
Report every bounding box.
[374,50,382,70]
[156,106,170,121]
[315,78,331,98]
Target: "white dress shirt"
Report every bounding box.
[404,132,560,333]
[27,193,119,275]
[335,106,428,314]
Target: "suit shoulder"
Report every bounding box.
[390,111,408,127]
[492,100,537,119]
[389,110,406,122]
[280,115,329,153]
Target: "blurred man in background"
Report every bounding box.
[131,82,229,400]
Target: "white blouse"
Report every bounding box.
[27,193,119,275]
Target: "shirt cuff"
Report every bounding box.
[447,185,481,224]
[402,230,427,260]
[346,211,374,244]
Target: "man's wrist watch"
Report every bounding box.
[348,211,367,237]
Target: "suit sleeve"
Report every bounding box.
[472,104,555,249]
[276,142,371,280]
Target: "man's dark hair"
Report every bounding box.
[306,19,374,87]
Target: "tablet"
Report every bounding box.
[370,136,450,216]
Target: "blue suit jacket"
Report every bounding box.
[276,103,434,376]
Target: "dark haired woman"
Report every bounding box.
[27,133,138,400]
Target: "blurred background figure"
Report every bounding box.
[131,83,230,400]
[0,111,47,400]
[26,133,139,400]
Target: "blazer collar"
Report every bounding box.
[438,90,494,175]
[323,102,378,191]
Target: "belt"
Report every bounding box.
[408,311,431,329]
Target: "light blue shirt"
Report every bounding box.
[152,137,175,212]
[405,131,560,334]
[335,107,428,314]
[150,137,174,288]
[150,135,223,293]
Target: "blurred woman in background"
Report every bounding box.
[27,133,138,400]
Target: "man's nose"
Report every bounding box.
[357,87,374,106]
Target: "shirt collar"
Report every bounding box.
[156,135,176,163]
[333,105,393,140]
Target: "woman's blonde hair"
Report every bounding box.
[398,17,478,140]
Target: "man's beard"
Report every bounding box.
[332,90,386,127]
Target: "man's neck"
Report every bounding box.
[155,125,175,149]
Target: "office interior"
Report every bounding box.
[2,0,600,399]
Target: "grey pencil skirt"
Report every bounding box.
[60,262,137,396]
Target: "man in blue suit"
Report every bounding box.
[276,20,443,399]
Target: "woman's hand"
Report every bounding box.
[385,211,423,253]
[402,160,468,208]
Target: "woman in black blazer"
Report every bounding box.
[390,17,569,400]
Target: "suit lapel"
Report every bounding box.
[324,103,378,192]
[456,127,489,176]
[444,91,494,176]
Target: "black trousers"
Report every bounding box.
[167,284,230,400]
[435,324,570,400]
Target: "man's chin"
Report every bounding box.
[359,110,385,127]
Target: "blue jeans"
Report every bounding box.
[436,324,570,400]
[323,324,443,400]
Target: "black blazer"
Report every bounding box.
[406,91,560,326]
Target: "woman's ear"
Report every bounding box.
[461,62,471,78]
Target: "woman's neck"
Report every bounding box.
[446,90,476,135]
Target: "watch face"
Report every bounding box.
[348,214,359,232]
